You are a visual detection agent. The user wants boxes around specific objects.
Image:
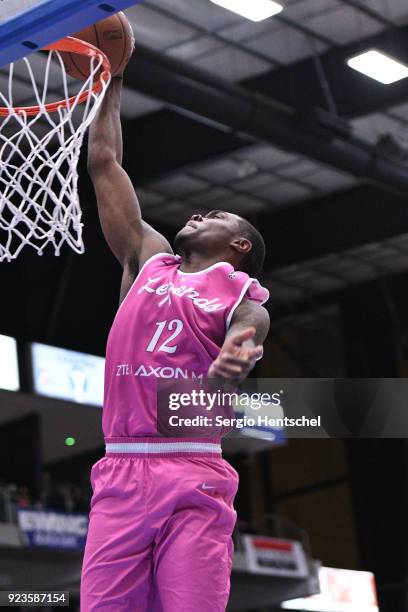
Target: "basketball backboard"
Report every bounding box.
[0,0,143,67]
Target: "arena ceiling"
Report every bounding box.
[3,0,408,353]
[117,0,408,308]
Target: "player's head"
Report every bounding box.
[174,210,266,277]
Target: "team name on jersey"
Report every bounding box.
[138,276,226,312]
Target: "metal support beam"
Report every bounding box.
[244,22,408,118]
[262,185,408,270]
[126,43,408,198]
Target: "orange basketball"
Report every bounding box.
[60,12,134,81]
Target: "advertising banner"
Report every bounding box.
[31,343,104,406]
[17,508,89,550]
[243,535,309,578]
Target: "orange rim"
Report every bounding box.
[0,36,111,117]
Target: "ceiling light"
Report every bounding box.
[210,0,283,22]
[347,49,408,84]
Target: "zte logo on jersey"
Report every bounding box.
[138,277,226,312]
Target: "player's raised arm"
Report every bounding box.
[87,76,173,276]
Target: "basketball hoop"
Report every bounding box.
[0,37,111,261]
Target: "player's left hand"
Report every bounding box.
[208,327,263,382]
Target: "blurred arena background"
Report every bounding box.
[2,0,408,610]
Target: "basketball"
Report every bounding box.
[60,12,134,81]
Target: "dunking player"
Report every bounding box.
[80,74,270,611]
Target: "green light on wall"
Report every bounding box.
[65,437,76,447]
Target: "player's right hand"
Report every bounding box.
[208,327,262,382]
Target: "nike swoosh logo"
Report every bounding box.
[202,483,216,490]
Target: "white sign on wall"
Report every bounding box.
[31,343,104,406]
[282,566,379,611]
[0,334,19,391]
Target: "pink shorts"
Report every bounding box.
[80,438,239,612]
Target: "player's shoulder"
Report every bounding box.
[137,251,178,273]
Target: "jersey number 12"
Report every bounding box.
[146,319,183,354]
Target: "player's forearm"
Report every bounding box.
[86,78,172,266]
[86,77,149,265]
[88,77,124,171]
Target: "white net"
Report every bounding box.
[0,42,110,261]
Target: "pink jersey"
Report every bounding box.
[102,253,269,438]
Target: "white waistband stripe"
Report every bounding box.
[106,442,222,454]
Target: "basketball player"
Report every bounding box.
[80,75,270,612]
